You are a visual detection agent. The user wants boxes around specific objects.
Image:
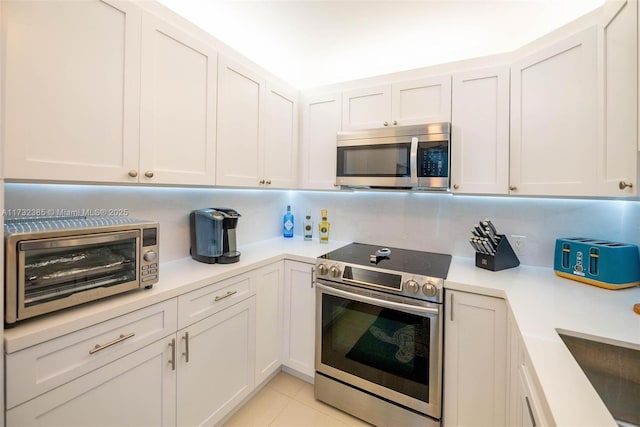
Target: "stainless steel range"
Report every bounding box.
[314,243,451,427]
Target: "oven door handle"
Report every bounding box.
[316,283,439,316]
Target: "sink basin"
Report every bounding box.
[557,330,640,427]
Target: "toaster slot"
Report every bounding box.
[589,248,599,276]
[562,243,571,269]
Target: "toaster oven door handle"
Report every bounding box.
[410,136,419,185]
[316,283,439,317]
[19,230,140,251]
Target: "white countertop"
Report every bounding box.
[5,238,640,426]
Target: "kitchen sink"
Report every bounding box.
[557,330,640,427]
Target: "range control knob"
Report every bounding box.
[405,279,419,293]
[329,265,342,278]
[422,281,438,297]
[317,263,329,276]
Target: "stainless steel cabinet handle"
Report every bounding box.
[393,120,398,125]
[89,332,135,355]
[619,180,633,190]
[128,170,138,178]
[144,171,154,178]
[525,396,537,427]
[182,332,190,363]
[453,184,460,190]
[383,121,389,126]
[311,267,316,288]
[450,293,454,322]
[214,290,237,302]
[168,338,176,371]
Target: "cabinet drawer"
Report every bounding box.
[178,272,254,329]
[6,299,178,409]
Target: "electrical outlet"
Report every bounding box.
[510,235,527,256]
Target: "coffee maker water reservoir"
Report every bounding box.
[189,208,241,264]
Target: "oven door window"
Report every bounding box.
[320,293,432,402]
[19,232,139,307]
[337,143,411,177]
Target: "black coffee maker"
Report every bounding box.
[189,208,241,264]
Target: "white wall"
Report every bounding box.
[5,183,640,268]
[5,183,289,263]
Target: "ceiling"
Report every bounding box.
[156,0,606,89]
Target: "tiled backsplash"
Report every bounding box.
[5,183,640,267]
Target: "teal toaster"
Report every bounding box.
[554,238,640,289]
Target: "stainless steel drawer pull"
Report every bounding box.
[182,332,190,363]
[89,332,135,355]
[525,396,537,427]
[214,290,237,302]
[168,338,176,371]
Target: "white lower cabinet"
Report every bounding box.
[282,260,316,378]
[176,296,256,427]
[7,337,176,426]
[255,262,284,385]
[443,289,507,427]
[508,311,552,427]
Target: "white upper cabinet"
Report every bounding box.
[139,12,217,185]
[217,57,298,188]
[342,85,391,130]
[510,26,599,196]
[451,66,510,194]
[391,76,452,125]
[598,0,638,196]
[300,92,342,190]
[2,0,142,183]
[264,83,299,188]
[216,57,265,187]
[341,76,451,131]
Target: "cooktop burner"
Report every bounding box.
[319,242,452,279]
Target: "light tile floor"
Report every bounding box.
[223,371,373,427]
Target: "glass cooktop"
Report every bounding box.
[319,242,452,279]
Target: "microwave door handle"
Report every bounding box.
[410,137,419,184]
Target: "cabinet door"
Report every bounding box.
[510,26,598,196]
[3,0,141,183]
[444,290,507,427]
[139,12,217,185]
[255,262,284,385]
[217,57,265,187]
[282,260,315,378]
[300,92,342,190]
[7,338,176,426]
[451,66,510,194]
[177,297,255,427]
[599,0,637,196]
[342,85,392,130]
[264,82,299,188]
[391,75,452,125]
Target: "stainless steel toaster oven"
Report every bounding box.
[4,216,159,324]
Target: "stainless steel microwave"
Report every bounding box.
[336,123,451,190]
[4,217,159,324]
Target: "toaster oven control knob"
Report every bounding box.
[143,251,158,262]
[329,265,342,278]
[405,279,419,293]
[422,281,438,297]
[317,263,329,276]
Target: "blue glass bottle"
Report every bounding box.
[283,205,294,238]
